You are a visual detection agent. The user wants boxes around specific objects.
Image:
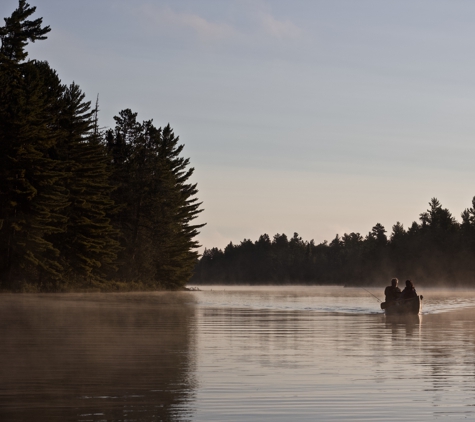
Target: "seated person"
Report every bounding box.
[384,278,401,303]
[400,279,418,300]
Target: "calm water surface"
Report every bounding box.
[1,286,475,421]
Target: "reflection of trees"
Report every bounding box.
[0,293,197,422]
[420,311,475,393]
[201,308,327,369]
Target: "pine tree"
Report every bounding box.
[0,0,50,64]
[0,59,68,287]
[107,110,205,288]
[53,84,121,285]
[107,109,149,282]
[0,3,70,288]
[153,123,205,288]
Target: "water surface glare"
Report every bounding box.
[1,287,475,421]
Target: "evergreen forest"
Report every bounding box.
[0,1,204,291]
[192,197,475,287]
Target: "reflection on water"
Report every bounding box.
[2,287,475,421]
[0,293,197,422]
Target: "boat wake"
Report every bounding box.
[422,298,475,314]
[193,287,475,316]
[197,298,382,315]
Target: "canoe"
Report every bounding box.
[380,295,422,315]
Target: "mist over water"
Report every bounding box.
[1,287,475,421]
[0,293,197,422]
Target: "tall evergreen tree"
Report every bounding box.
[52,84,121,285]
[107,110,204,288]
[0,1,67,287]
[0,0,50,64]
[153,123,205,287]
[0,62,69,286]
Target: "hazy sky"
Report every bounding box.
[4,0,475,250]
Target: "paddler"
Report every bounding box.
[384,278,401,303]
[400,279,418,299]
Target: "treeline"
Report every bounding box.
[0,1,204,291]
[192,197,475,286]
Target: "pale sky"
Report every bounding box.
[5,0,475,251]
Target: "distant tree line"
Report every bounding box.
[192,197,475,286]
[0,1,204,291]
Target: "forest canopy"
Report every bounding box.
[192,197,475,287]
[0,1,204,291]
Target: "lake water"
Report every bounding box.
[1,286,475,421]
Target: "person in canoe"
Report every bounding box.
[400,279,418,300]
[384,278,401,303]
